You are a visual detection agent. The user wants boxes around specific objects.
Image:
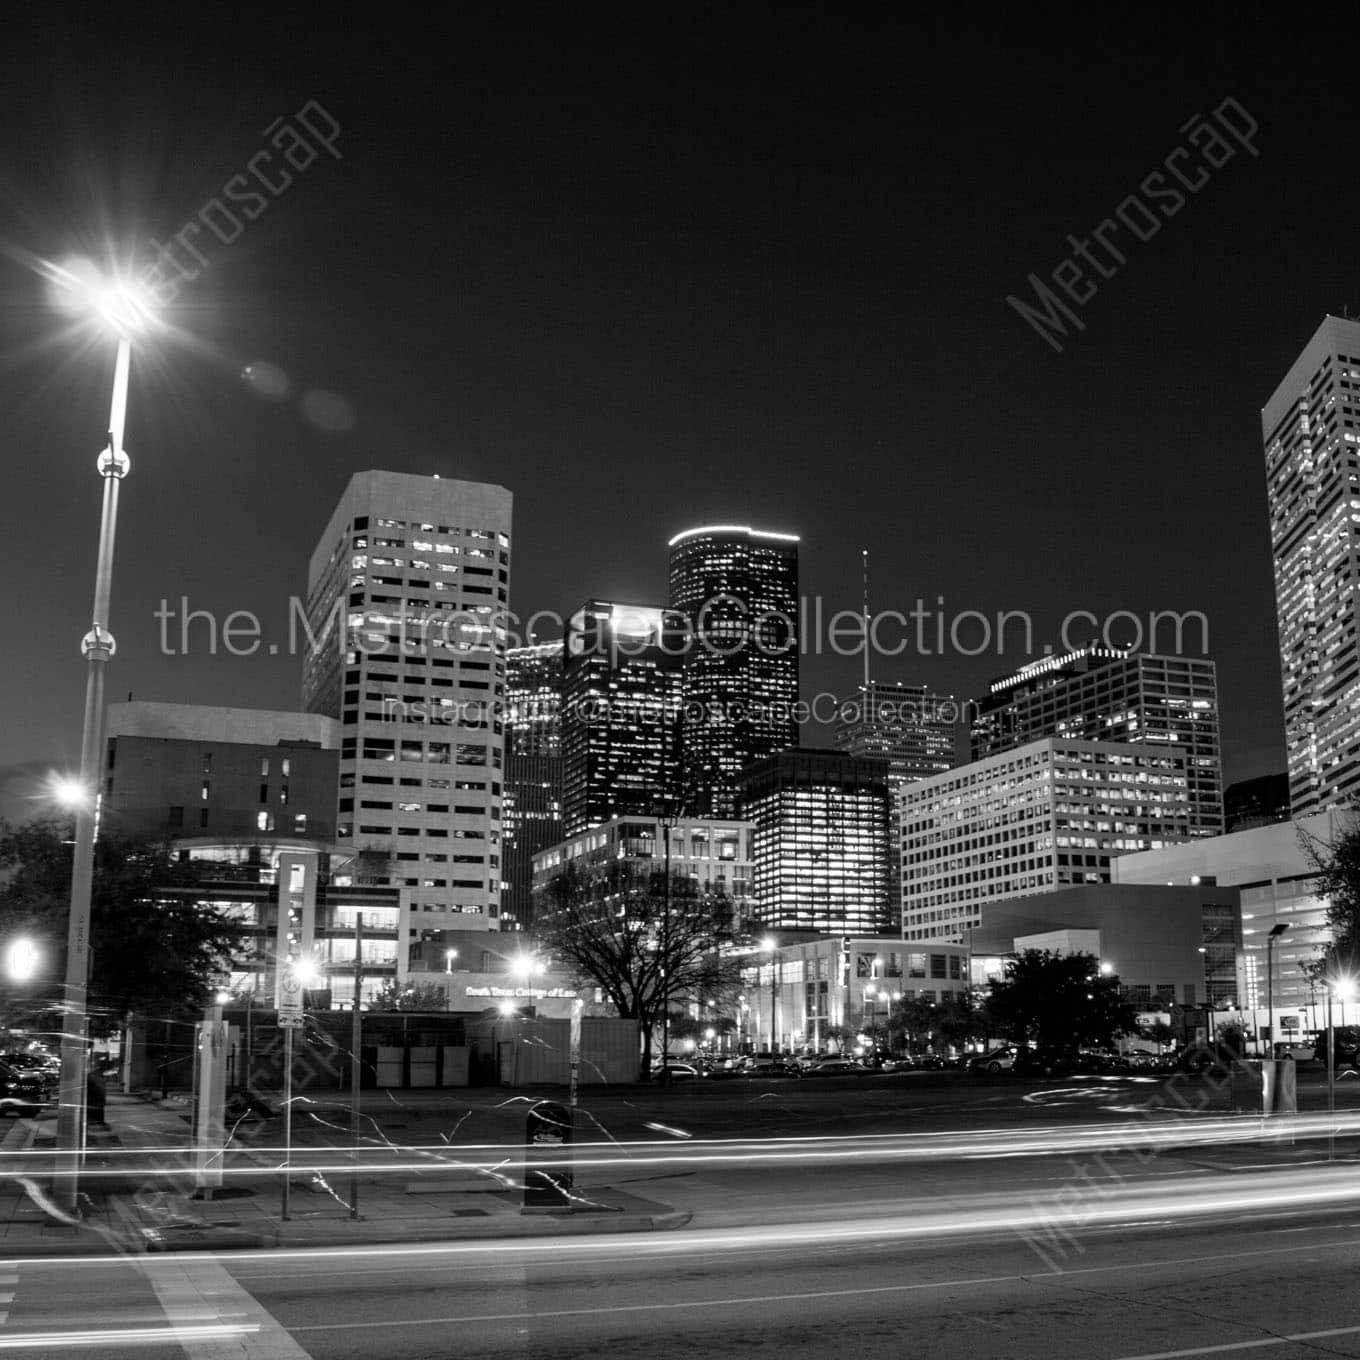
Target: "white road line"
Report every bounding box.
[1113,1324,1360,1359]
[282,1237,1360,1334]
[140,1256,313,1360]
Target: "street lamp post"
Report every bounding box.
[762,936,778,1056]
[444,948,458,1013]
[55,325,139,1214]
[1265,923,1290,1059]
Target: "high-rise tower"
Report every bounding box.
[667,525,800,818]
[970,646,1223,837]
[1262,315,1360,815]
[559,601,686,835]
[501,641,564,930]
[303,471,512,935]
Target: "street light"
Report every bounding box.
[4,938,40,983]
[444,948,459,973]
[511,953,544,1013]
[1328,974,1358,1147]
[51,259,158,1214]
[762,936,778,1056]
[1266,923,1291,1058]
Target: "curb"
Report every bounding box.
[138,1206,694,1252]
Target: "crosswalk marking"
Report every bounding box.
[0,1269,16,1326]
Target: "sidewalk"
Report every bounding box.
[0,1091,689,1256]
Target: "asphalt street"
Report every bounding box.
[6,1071,1360,1358]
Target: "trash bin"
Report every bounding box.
[523,1100,573,1211]
[85,1069,107,1128]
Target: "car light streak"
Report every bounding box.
[0,1322,259,1350]
[7,1112,1360,1182]
[9,1164,1360,1273]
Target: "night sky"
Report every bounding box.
[0,6,1351,821]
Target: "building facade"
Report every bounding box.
[970,646,1223,837]
[158,842,409,1009]
[831,681,962,780]
[900,737,1193,942]
[559,601,686,836]
[1111,812,1358,1039]
[667,525,800,818]
[738,749,894,935]
[531,814,753,928]
[740,936,971,1056]
[104,702,340,843]
[1262,316,1360,816]
[501,642,564,931]
[302,470,513,935]
[966,884,1243,1012]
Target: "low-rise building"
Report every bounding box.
[1111,812,1358,1042]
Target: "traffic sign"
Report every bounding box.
[277,962,304,1016]
[278,1013,305,1028]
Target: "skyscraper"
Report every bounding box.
[738,749,893,935]
[303,471,512,935]
[501,641,564,932]
[1262,315,1360,815]
[667,525,800,818]
[832,681,961,781]
[970,646,1223,837]
[559,600,686,835]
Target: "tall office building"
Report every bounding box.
[303,471,512,935]
[832,681,961,781]
[738,749,893,935]
[899,737,1192,942]
[970,646,1223,837]
[501,642,564,932]
[1262,315,1360,815]
[668,525,801,818]
[559,601,686,835]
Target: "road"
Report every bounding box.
[6,1072,1360,1357]
[5,1173,1360,1360]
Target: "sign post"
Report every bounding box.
[276,962,304,1221]
[569,998,583,1109]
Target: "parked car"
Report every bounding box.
[803,1057,865,1076]
[651,1061,701,1081]
[741,1057,803,1078]
[0,1060,48,1117]
[1013,1045,1077,1078]
[879,1055,914,1072]
[967,1048,1016,1074]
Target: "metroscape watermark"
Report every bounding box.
[139,98,342,309]
[376,691,979,731]
[1017,1051,1235,1271]
[152,594,1211,664]
[1008,96,1260,353]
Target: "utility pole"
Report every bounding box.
[349,912,362,1219]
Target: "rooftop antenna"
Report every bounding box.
[861,548,872,695]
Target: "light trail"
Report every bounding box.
[0,1322,259,1350]
[6,1112,1360,1182]
[8,1161,1360,1272]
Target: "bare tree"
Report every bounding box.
[535,862,740,1075]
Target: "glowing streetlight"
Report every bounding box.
[444,948,458,973]
[5,938,40,983]
[762,936,778,1056]
[511,953,545,1012]
[49,257,160,1214]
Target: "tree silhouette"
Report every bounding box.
[985,949,1137,1051]
[535,862,740,1074]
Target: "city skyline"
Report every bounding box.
[2,11,1343,823]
